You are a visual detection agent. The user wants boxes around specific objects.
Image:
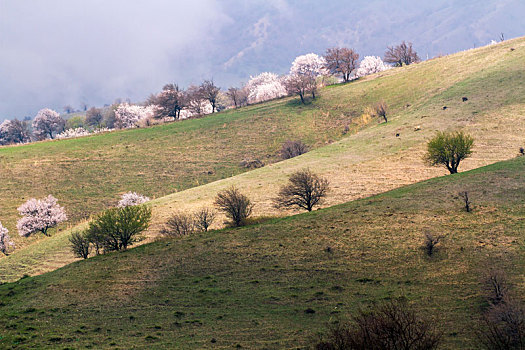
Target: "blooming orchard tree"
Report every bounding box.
[246,72,287,104]
[114,103,156,129]
[56,127,91,139]
[284,74,317,104]
[290,53,328,77]
[17,195,67,237]
[356,56,388,77]
[118,192,150,207]
[324,47,359,82]
[32,108,65,140]
[0,221,15,255]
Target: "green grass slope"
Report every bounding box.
[1,37,524,282]
[0,156,523,349]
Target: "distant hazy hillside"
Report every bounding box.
[1,0,524,120]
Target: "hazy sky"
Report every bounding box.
[1,0,524,119]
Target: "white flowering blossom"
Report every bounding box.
[17,195,67,237]
[32,108,65,140]
[56,127,91,139]
[118,192,150,207]
[114,104,156,129]
[93,127,114,134]
[356,56,389,78]
[289,53,328,77]
[0,221,14,255]
[246,72,287,104]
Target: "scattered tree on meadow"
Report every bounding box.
[114,103,156,129]
[479,300,525,350]
[422,232,441,257]
[215,186,253,227]
[384,41,420,67]
[118,192,150,208]
[324,47,359,82]
[200,80,221,113]
[194,207,217,232]
[284,73,317,104]
[16,195,67,237]
[0,119,31,145]
[161,212,195,237]
[149,84,185,120]
[315,299,442,350]
[32,108,65,140]
[69,231,91,259]
[246,72,287,104]
[226,86,249,108]
[85,107,103,128]
[290,53,328,77]
[458,191,472,212]
[281,140,309,159]
[0,221,15,255]
[374,101,388,123]
[356,56,388,77]
[185,85,213,116]
[274,169,329,212]
[424,131,474,174]
[88,205,151,251]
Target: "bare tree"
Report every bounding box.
[226,87,248,108]
[215,186,253,227]
[384,41,420,67]
[458,191,472,212]
[63,105,74,114]
[284,74,317,104]
[479,300,525,350]
[422,232,441,257]
[274,169,329,212]
[69,231,91,259]
[315,299,442,350]
[85,107,103,127]
[194,207,217,232]
[374,101,388,123]
[324,47,360,82]
[185,85,207,115]
[200,80,221,113]
[161,212,195,237]
[281,140,309,159]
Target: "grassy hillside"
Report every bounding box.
[0,37,524,282]
[0,156,523,349]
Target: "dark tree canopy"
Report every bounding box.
[149,84,185,120]
[214,186,253,227]
[69,231,91,259]
[424,131,474,174]
[274,169,329,212]
[384,41,420,67]
[85,107,103,127]
[324,47,360,82]
[0,119,31,145]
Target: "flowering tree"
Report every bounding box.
[324,47,360,82]
[32,108,65,140]
[290,53,328,77]
[118,192,150,207]
[356,56,388,77]
[0,119,31,145]
[56,127,91,139]
[246,72,287,104]
[114,103,156,129]
[200,80,221,113]
[0,221,15,255]
[17,195,67,237]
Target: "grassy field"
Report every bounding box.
[0,156,523,349]
[0,36,524,282]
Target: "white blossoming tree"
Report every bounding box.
[114,104,156,129]
[17,195,67,237]
[118,192,150,207]
[0,221,15,255]
[32,108,65,140]
[246,72,287,104]
[289,53,328,77]
[356,56,388,77]
[56,127,91,139]
[0,119,31,145]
